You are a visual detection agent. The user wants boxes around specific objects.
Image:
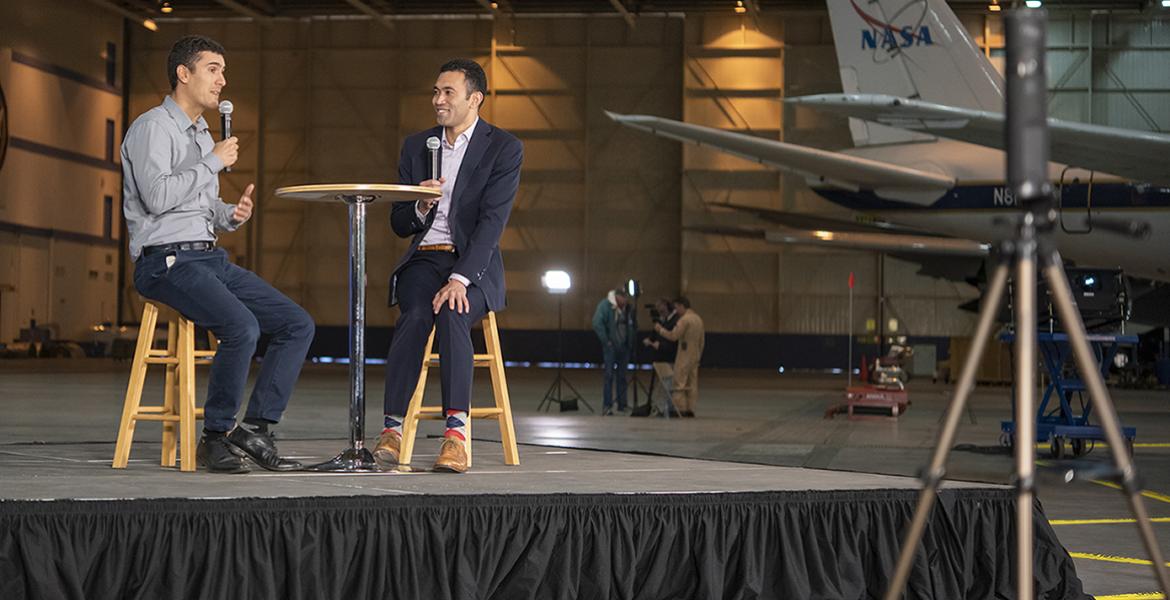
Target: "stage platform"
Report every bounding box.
[1,438,1088,599]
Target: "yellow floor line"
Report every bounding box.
[1050,517,1170,526]
[1068,551,1168,567]
[1035,459,1170,508]
[1093,480,1170,505]
[1094,593,1164,599]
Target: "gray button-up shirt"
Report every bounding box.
[121,95,238,261]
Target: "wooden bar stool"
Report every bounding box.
[112,301,216,472]
[399,311,519,467]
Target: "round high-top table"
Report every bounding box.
[275,183,440,471]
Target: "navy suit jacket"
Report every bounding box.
[389,120,522,312]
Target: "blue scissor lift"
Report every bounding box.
[1000,332,1137,459]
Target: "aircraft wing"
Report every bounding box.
[687,224,990,257]
[708,202,937,236]
[605,111,955,194]
[789,94,1170,185]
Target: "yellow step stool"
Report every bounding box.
[112,301,216,472]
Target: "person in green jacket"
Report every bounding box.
[592,288,632,415]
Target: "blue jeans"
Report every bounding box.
[602,344,629,411]
[134,248,315,432]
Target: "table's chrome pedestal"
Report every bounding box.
[275,184,440,472]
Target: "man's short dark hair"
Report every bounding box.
[439,58,488,100]
[673,296,691,309]
[167,35,225,90]
[614,288,629,298]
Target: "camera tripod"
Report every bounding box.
[883,10,1169,600]
[882,219,1170,600]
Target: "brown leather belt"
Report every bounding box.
[417,243,456,253]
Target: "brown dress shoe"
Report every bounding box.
[433,437,469,473]
[373,429,402,469]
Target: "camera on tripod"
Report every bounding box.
[645,303,663,324]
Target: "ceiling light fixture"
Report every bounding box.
[1025,0,1042,7]
[160,1,173,13]
[734,0,747,14]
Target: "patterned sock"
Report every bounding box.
[444,410,467,441]
[384,414,404,436]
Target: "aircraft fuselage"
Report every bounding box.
[811,140,1170,281]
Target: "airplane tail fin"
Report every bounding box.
[824,0,1004,147]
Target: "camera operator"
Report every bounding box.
[655,297,704,418]
[643,298,680,417]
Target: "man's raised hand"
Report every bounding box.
[232,183,255,224]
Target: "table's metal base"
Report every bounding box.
[305,447,382,472]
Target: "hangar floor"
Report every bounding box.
[2,359,1168,598]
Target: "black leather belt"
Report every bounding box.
[142,241,215,256]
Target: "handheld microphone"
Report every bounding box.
[218,100,233,173]
[426,136,441,181]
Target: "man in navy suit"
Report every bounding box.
[376,59,523,473]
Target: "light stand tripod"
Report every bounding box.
[883,10,1170,600]
[538,295,592,413]
[625,297,652,414]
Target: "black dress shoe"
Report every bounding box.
[226,427,302,471]
[196,436,251,474]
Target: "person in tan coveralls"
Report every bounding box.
[654,297,705,417]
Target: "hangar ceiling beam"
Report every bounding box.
[214,0,272,23]
[344,0,396,32]
[609,0,636,29]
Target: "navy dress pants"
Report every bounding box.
[384,251,488,417]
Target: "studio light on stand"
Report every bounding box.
[538,270,591,413]
[624,278,651,415]
[543,270,571,295]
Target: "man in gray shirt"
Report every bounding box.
[122,35,313,473]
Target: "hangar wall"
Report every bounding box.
[0,0,123,345]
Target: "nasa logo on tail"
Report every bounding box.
[852,0,934,51]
